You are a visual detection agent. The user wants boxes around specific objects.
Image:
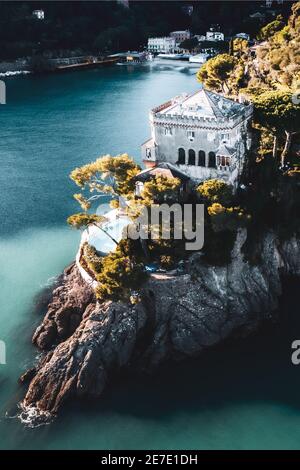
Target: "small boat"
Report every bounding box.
[189,53,210,64]
[116,51,153,65]
[157,53,186,60]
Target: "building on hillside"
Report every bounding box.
[206,29,225,41]
[170,30,191,44]
[32,9,45,20]
[141,88,253,187]
[265,0,283,6]
[147,37,176,54]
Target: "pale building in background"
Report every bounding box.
[170,30,191,44]
[32,10,45,20]
[266,0,284,6]
[147,37,176,53]
[206,29,225,41]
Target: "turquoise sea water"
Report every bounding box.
[0,63,299,450]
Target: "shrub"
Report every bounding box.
[95,242,147,302]
[110,198,120,209]
[141,175,181,205]
[81,242,103,274]
[67,212,106,230]
[208,203,250,232]
[197,179,233,206]
[160,255,175,269]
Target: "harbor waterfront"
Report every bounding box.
[0,65,299,450]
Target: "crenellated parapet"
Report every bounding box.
[142,88,253,187]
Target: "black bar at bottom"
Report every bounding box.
[1,449,300,464]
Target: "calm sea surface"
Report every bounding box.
[0,63,299,449]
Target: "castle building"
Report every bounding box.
[141,88,253,186]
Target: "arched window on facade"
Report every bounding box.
[198,150,205,167]
[178,148,185,164]
[208,151,216,168]
[188,149,196,165]
[218,155,231,168]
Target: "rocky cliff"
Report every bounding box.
[20,230,300,416]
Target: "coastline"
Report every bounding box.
[0,70,31,78]
[20,230,300,421]
[0,55,202,77]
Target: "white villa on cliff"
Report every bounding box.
[141,88,253,186]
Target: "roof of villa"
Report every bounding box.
[133,162,190,182]
[154,88,249,120]
[216,143,236,156]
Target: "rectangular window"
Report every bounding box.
[221,133,229,141]
[219,156,231,167]
[187,130,195,140]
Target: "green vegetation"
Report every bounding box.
[79,239,147,302]
[197,3,300,165]
[197,54,238,94]
[65,2,300,301]
[94,239,147,302]
[196,179,250,265]
[81,242,103,275]
[0,1,291,61]
[248,3,300,91]
[230,38,249,57]
[67,212,118,246]
[257,15,285,41]
[207,204,250,233]
[67,212,107,230]
[197,179,233,206]
[141,175,181,205]
[179,37,198,51]
[251,91,300,165]
[70,154,140,211]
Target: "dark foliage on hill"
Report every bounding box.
[0,0,292,60]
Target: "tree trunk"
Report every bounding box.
[281,131,292,167]
[272,134,278,159]
[223,80,230,95]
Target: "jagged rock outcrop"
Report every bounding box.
[32,263,95,349]
[22,230,300,416]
